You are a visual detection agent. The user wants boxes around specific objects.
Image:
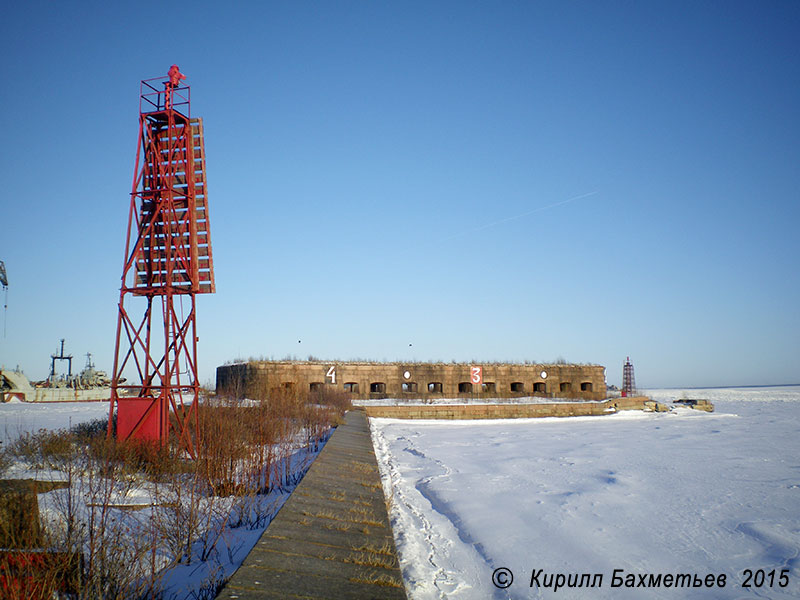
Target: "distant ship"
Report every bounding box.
[1,344,112,402]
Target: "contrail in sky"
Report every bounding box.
[444,190,599,241]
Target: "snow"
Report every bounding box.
[31,453,309,599]
[0,400,109,444]
[354,396,605,407]
[4,389,799,598]
[370,386,800,599]
[0,399,328,599]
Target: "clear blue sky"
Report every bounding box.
[1,1,798,388]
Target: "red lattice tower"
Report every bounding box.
[622,356,636,397]
[108,66,214,458]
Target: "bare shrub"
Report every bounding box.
[309,386,351,419]
[0,445,11,476]
[0,377,345,599]
[7,428,76,471]
[0,549,81,600]
[71,417,111,441]
[197,402,251,496]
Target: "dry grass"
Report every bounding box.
[0,446,14,476]
[350,461,377,474]
[0,383,350,599]
[302,509,345,522]
[302,508,383,528]
[352,541,395,556]
[348,506,383,526]
[359,480,382,490]
[349,572,404,588]
[344,550,398,570]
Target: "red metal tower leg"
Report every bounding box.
[108,68,214,458]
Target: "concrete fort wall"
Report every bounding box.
[216,361,607,401]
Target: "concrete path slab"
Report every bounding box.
[217,409,406,600]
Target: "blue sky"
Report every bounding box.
[1,1,798,388]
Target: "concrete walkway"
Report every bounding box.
[218,409,407,600]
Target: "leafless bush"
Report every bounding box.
[0,549,81,600]
[309,387,351,419]
[7,428,77,471]
[1,380,347,599]
[0,445,11,476]
[38,433,165,599]
[71,417,111,441]
[186,564,226,600]
[0,431,167,599]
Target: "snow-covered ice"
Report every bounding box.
[370,386,800,599]
[1,399,109,445]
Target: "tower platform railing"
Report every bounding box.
[139,77,191,116]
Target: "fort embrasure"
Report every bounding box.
[216,360,607,401]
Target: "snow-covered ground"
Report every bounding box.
[0,398,328,599]
[370,386,800,599]
[0,398,110,445]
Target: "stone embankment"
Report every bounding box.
[218,409,406,599]
[363,396,663,419]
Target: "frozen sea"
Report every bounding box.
[0,398,110,445]
[370,386,800,599]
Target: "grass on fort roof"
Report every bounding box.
[223,355,600,366]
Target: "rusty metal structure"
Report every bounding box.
[622,356,636,397]
[1,260,8,337]
[108,66,214,457]
[49,339,73,380]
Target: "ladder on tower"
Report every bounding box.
[190,117,215,294]
[135,116,214,294]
